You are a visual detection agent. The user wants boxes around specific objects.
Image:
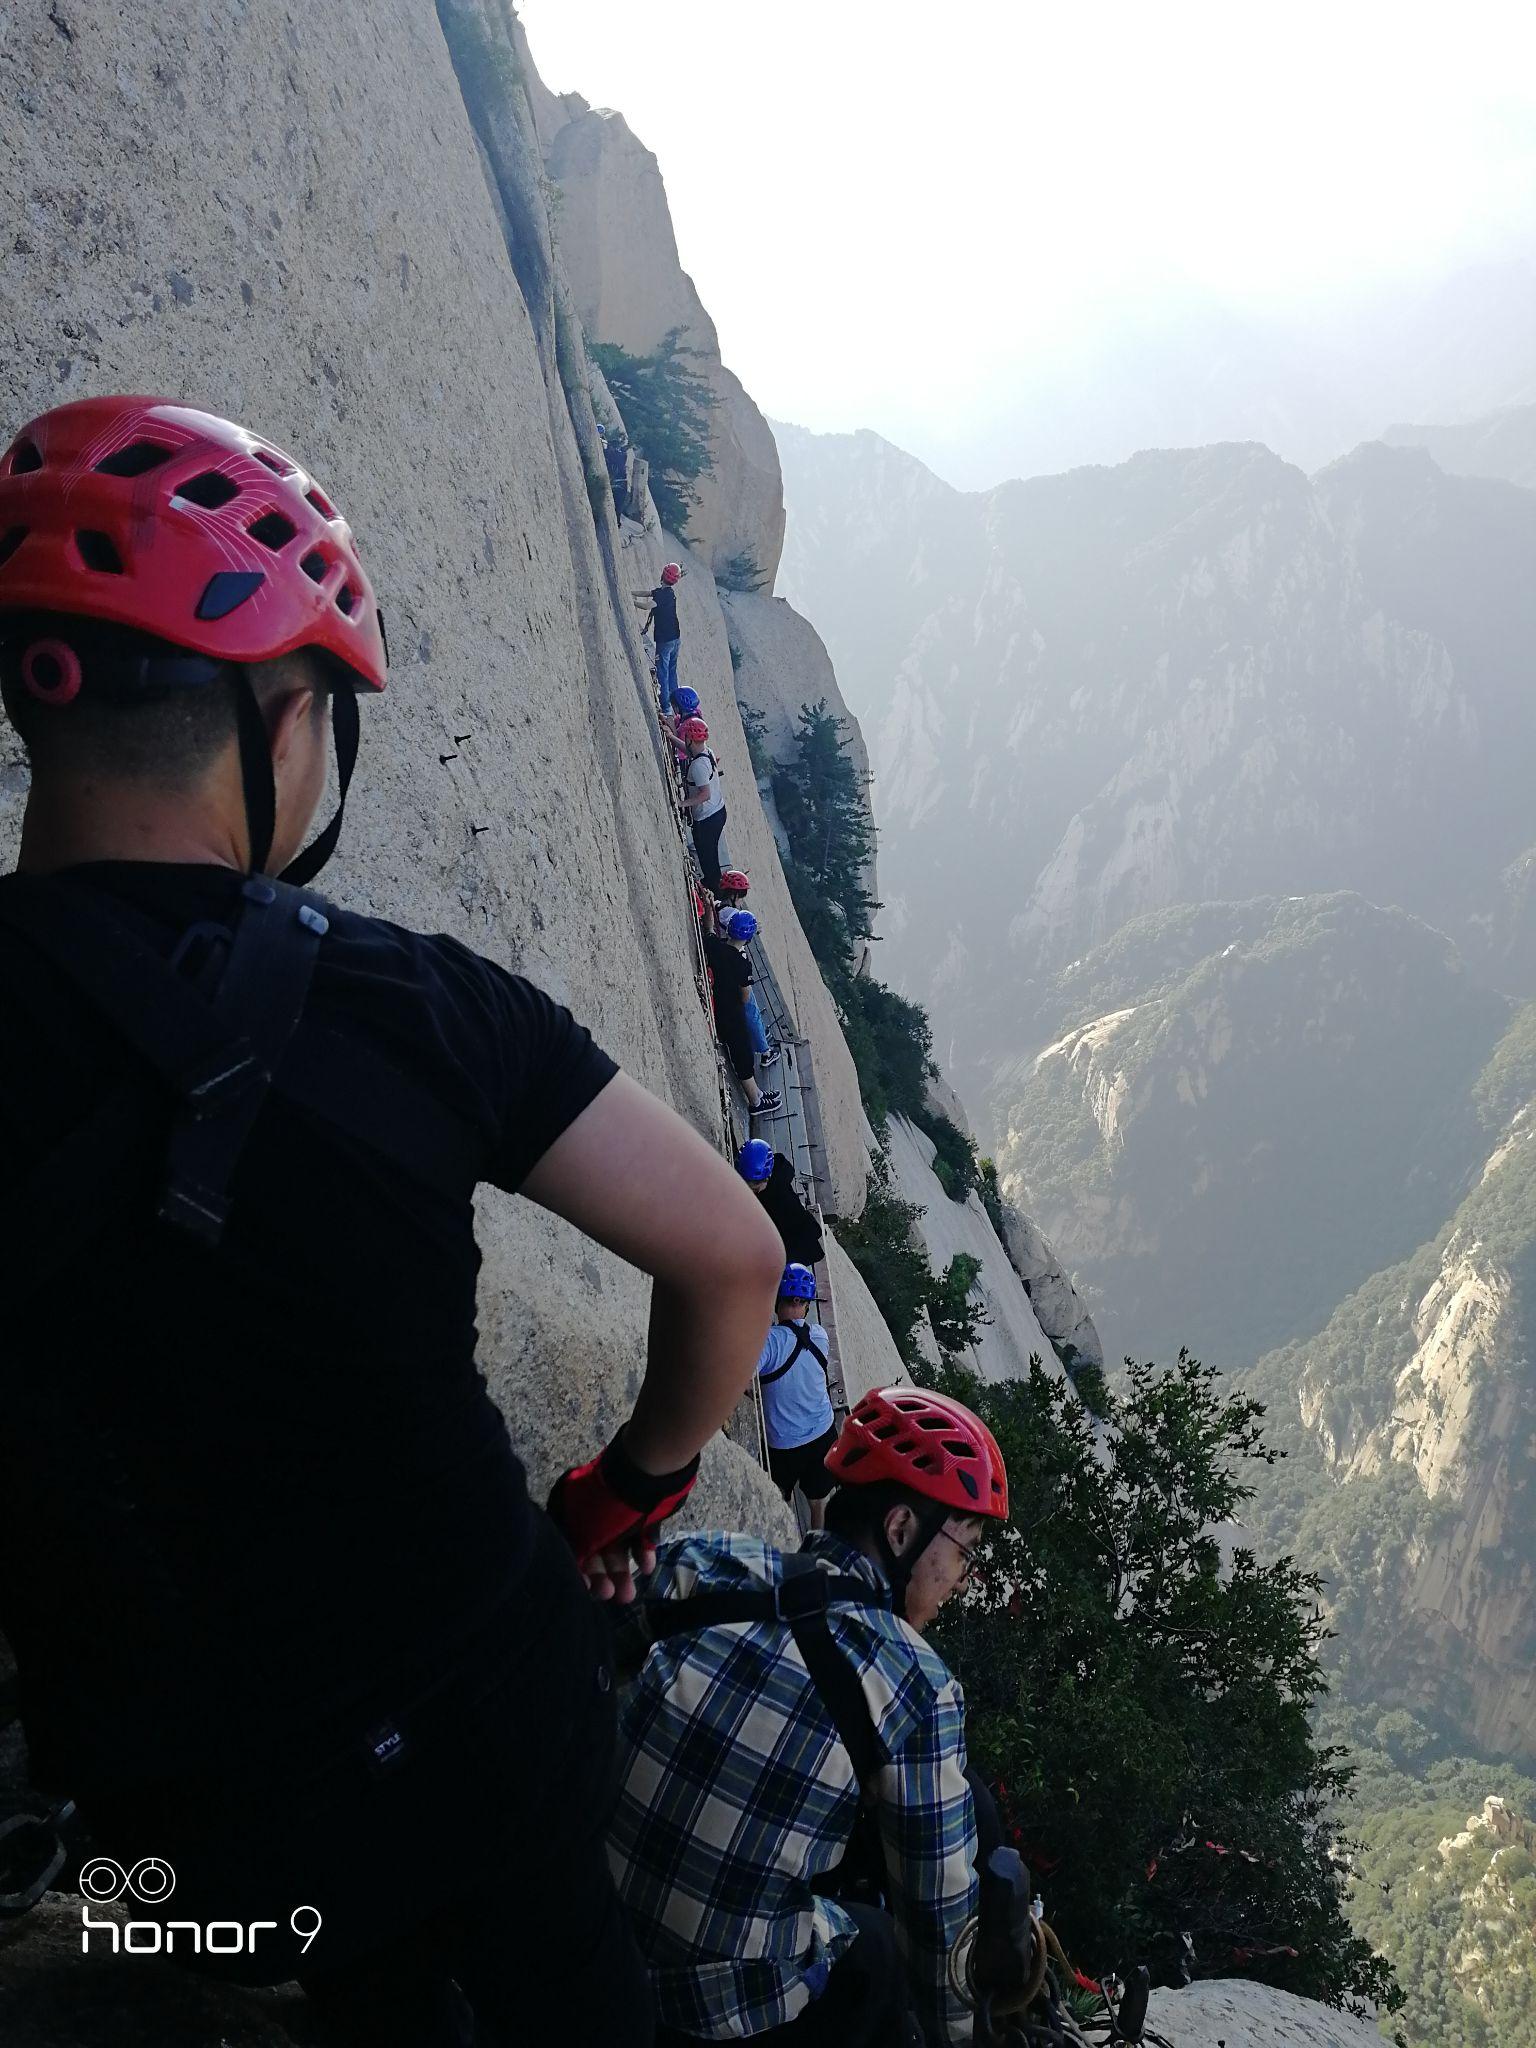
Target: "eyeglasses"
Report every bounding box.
[933,1527,982,1580]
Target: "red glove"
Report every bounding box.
[546,1428,700,1569]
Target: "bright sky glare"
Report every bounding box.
[518,1,1536,486]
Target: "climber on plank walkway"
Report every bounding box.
[0,397,783,2048]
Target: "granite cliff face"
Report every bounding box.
[1252,1000,1536,1762]
[2,0,798,1526]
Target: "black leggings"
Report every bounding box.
[692,807,726,892]
[77,1516,652,2048]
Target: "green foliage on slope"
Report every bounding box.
[1318,1705,1536,2048]
[925,1353,1399,2018]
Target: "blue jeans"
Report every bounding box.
[743,992,769,1061]
[655,638,680,713]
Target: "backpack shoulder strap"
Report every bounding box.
[640,1558,888,1789]
[0,878,481,1292]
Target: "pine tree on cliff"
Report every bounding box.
[772,698,878,962]
[589,327,716,535]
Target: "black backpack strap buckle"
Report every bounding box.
[774,1568,833,1623]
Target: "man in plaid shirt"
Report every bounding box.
[608,1387,1011,2045]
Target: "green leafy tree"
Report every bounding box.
[589,327,717,535]
[927,1252,991,1362]
[927,1352,1400,2020]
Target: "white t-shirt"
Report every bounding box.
[687,750,724,822]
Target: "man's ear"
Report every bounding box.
[267,686,324,767]
[883,1503,920,1559]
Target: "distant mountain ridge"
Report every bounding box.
[776,423,1536,1115]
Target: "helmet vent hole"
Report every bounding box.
[956,1469,980,1500]
[8,440,43,475]
[335,582,358,617]
[299,549,328,584]
[0,525,27,570]
[944,1440,975,1459]
[249,511,298,551]
[916,1416,950,1432]
[75,529,124,574]
[306,486,337,520]
[175,470,241,512]
[94,440,173,478]
[871,1422,901,1442]
[196,569,266,621]
[253,449,290,475]
[912,1453,940,1473]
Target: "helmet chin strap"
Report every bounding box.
[878,1502,945,1620]
[234,673,359,883]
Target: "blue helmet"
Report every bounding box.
[779,1263,818,1302]
[737,1139,774,1181]
[673,687,701,716]
[726,910,758,943]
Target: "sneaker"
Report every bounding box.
[758,1045,782,1070]
[752,1090,782,1115]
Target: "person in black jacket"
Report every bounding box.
[632,561,683,713]
[737,1139,824,1267]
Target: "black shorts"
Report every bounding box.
[767,1425,839,1502]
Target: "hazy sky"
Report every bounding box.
[518,1,1536,487]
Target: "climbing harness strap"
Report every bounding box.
[759,1321,830,1388]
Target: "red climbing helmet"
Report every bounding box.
[660,562,682,586]
[0,397,387,689]
[679,717,709,745]
[826,1386,1009,1521]
[0,397,387,882]
[719,868,750,895]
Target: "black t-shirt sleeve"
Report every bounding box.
[422,935,619,1192]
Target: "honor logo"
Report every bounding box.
[77,1858,322,1957]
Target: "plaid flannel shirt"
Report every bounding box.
[607,1530,978,2043]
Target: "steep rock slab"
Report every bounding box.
[824,1232,908,1406]
[0,0,783,1532]
[885,1116,1057,1384]
[534,97,784,584]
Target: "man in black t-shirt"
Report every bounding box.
[633,560,683,713]
[0,399,783,2048]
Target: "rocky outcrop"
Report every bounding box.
[884,1115,1059,1385]
[532,95,784,583]
[999,1206,1104,1372]
[1143,1981,1384,2047]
